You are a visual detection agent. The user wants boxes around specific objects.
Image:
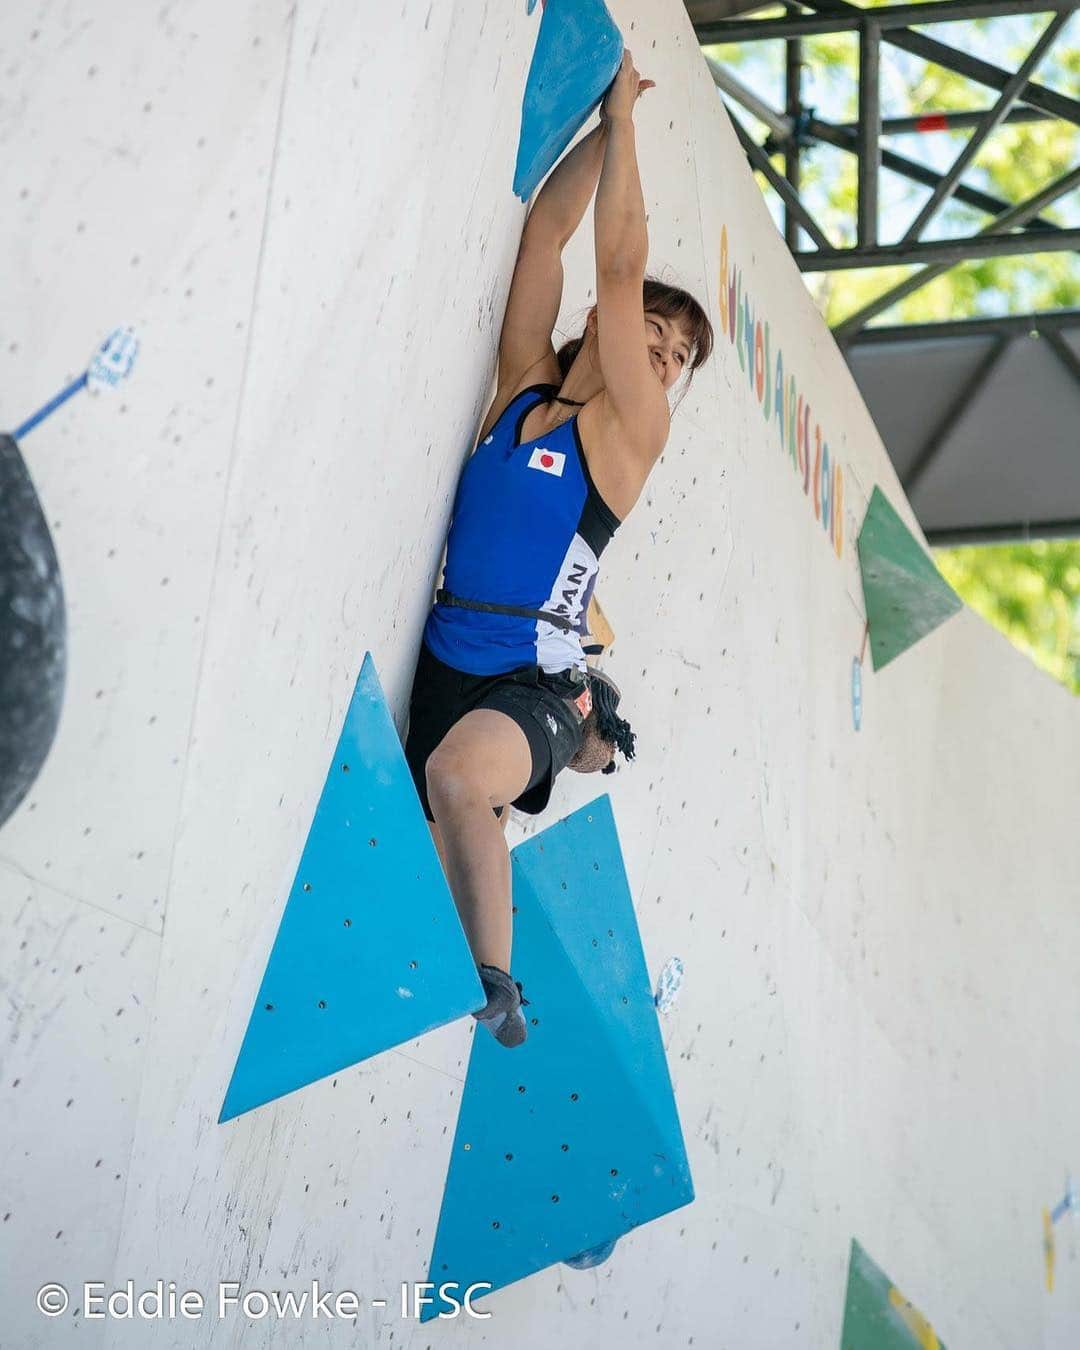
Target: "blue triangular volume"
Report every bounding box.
[513,0,623,201]
[219,653,484,1123]
[422,796,693,1318]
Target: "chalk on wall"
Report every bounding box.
[654,956,685,1013]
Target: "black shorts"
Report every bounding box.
[404,641,586,820]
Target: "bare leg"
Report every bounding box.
[427,818,447,871]
[427,798,510,869]
[425,709,532,971]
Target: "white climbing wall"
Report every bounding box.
[2,1,1079,1346]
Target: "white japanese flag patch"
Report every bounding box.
[527,446,565,477]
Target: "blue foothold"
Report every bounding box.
[421,798,693,1319]
[852,656,863,731]
[218,653,484,1123]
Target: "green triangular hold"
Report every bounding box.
[840,1239,948,1349]
[857,486,962,672]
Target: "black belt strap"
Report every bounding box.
[436,588,576,635]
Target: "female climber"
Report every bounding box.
[404,50,714,1047]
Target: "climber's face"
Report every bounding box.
[585,306,692,391]
[644,311,692,390]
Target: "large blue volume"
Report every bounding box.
[219,653,484,1123]
[513,0,623,201]
[422,796,694,1318]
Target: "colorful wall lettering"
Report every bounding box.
[719,225,845,561]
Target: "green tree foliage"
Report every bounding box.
[706,7,1080,694]
[935,540,1080,693]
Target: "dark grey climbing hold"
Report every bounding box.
[0,434,66,829]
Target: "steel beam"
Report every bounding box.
[801,0,1080,128]
[800,116,1061,230]
[705,56,793,140]
[858,21,881,248]
[902,337,1010,496]
[785,38,804,250]
[901,11,1070,241]
[837,107,1051,134]
[845,309,1080,342]
[728,110,833,250]
[753,115,1058,230]
[702,0,1077,326]
[708,58,1059,239]
[796,225,1080,270]
[740,100,1062,229]
[697,0,1078,43]
[1043,330,1080,384]
[832,163,1080,338]
[926,519,1080,544]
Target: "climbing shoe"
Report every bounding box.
[473,964,529,1049]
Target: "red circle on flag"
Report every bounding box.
[540,453,554,468]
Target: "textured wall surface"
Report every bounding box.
[2,2,1079,1347]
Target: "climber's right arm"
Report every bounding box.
[495,123,609,389]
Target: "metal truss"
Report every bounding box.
[846,309,1080,540]
[925,518,1080,543]
[698,0,1080,339]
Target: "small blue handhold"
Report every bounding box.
[654,956,684,1013]
[513,0,623,201]
[852,656,863,731]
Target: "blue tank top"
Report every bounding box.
[423,384,620,676]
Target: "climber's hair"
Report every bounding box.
[555,276,714,393]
